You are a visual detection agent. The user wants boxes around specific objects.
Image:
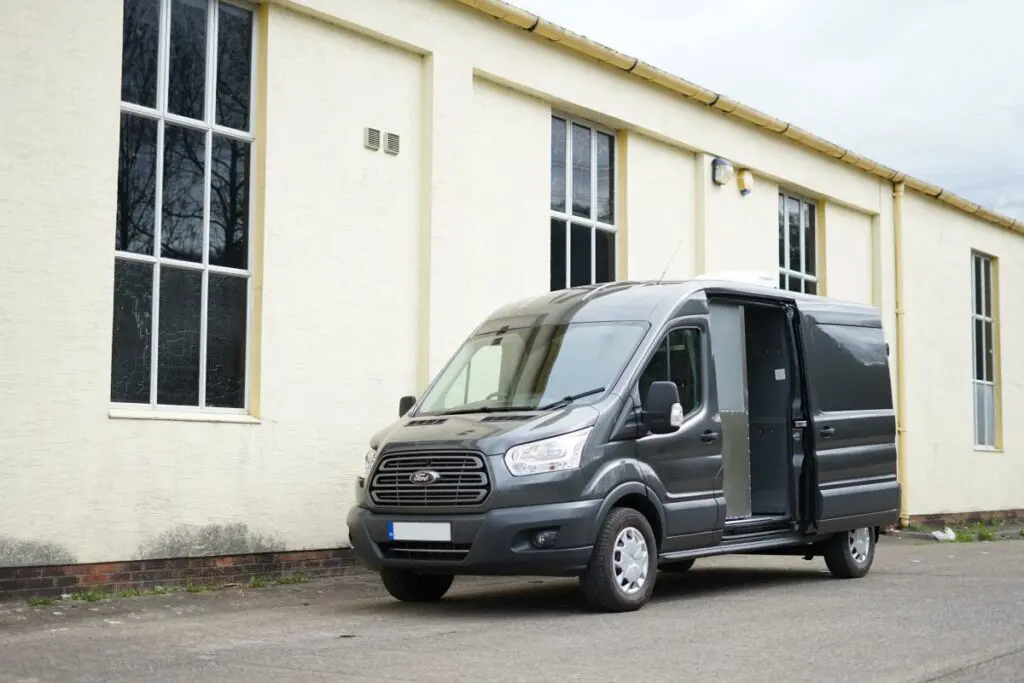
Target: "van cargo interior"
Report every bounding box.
[708,299,793,531]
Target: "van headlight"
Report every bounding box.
[362,447,378,477]
[504,428,592,476]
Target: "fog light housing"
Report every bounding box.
[531,530,559,549]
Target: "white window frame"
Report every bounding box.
[777,191,819,294]
[550,112,618,289]
[971,251,999,449]
[113,0,258,415]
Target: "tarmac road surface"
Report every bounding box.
[1,537,1023,683]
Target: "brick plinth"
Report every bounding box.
[907,508,1024,528]
[0,548,362,602]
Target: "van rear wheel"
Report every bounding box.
[379,567,454,602]
[823,527,876,579]
[579,507,657,613]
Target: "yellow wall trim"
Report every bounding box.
[455,0,1024,239]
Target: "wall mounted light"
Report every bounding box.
[711,157,734,186]
[737,168,754,196]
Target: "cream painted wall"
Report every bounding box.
[624,132,697,280]
[703,166,780,275]
[901,193,1024,515]
[823,202,875,305]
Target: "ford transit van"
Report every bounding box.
[346,277,900,612]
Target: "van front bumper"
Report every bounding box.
[346,499,601,577]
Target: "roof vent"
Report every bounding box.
[692,270,778,288]
[384,132,400,155]
[364,127,381,151]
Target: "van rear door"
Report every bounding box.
[794,301,900,534]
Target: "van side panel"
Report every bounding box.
[797,304,900,533]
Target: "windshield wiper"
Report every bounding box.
[539,387,606,411]
[440,405,536,415]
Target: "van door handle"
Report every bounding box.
[700,430,719,443]
[819,426,835,439]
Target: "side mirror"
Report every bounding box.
[398,395,417,417]
[643,381,683,435]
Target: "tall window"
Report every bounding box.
[112,0,255,411]
[550,115,616,291]
[972,251,999,448]
[778,191,818,294]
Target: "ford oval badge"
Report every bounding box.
[410,470,441,485]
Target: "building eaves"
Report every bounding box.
[455,0,1024,236]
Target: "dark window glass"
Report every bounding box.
[974,318,985,381]
[787,196,801,273]
[982,257,992,317]
[778,272,787,290]
[157,266,202,405]
[571,123,591,218]
[116,113,158,255]
[550,117,566,213]
[806,323,892,412]
[596,131,614,223]
[638,328,702,415]
[983,320,994,382]
[161,124,206,262]
[803,200,816,276]
[778,194,785,268]
[121,0,161,108]
[595,228,615,283]
[110,260,154,403]
[973,255,983,315]
[569,223,591,287]
[550,218,566,291]
[209,135,250,268]
[215,2,253,130]
[168,0,208,121]
[206,273,247,407]
[804,279,817,295]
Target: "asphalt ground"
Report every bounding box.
[1,536,1022,683]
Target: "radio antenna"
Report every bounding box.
[657,236,686,282]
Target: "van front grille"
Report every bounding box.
[378,541,472,562]
[368,451,490,508]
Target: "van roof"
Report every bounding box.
[476,279,879,333]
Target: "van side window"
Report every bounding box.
[638,328,702,415]
[806,323,892,412]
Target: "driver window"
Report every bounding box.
[442,343,504,408]
[637,328,702,415]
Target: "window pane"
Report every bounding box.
[806,323,892,412]
[778,194,785,268]
[215,2,253,131]
[803,201,816,276]
[209,135,250,268]
[162,124,206,262]
[787,196,801,273]
[983,320,994,382]
[206,273,247,408]
[571,123,591,218]
[157,266,202,405]
[116,113,158,255]
[973,381,985,446]
[982,257,992,317]
[550,117,566,213]
[973,255,983,315]
[638,338,669,410]
[110,259,154,403]
[596,132,614,223]
[595,228,615,283]
[569,223,592,287]
[778,272,787,290]
[121,0,161,108]
[168,0,208,121]
[974,318,985,381]
[667,328,701,415]
[983,382,996,447]
[804,279,817,295]
[550,218,566,291]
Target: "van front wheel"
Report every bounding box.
[823,527,876,579]
[379,567,454,602]
[579,507,657,613]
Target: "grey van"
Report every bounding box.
[346,278,900,612]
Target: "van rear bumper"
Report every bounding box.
[346,499,601,577]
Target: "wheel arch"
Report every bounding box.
[592,482,665,551]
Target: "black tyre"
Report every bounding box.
[579,507,658,613]
[822,527,876,579]
[660,558,695,574]
[379,567,454,602]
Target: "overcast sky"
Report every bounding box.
[509,0,1024,219]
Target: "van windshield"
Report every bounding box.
[416,321,649,415]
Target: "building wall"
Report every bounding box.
[0,0,1018,567]
[901,192,1024,515]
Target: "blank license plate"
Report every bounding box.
[387,521,452,542]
